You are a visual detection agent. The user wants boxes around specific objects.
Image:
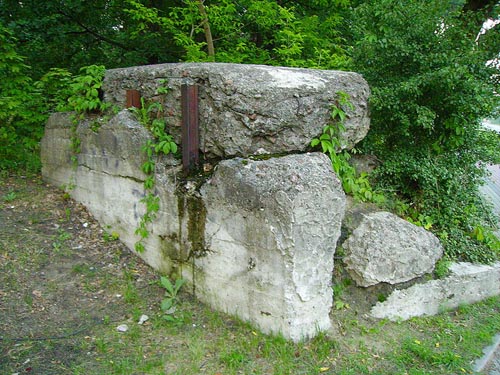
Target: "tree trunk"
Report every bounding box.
[197,0,215,58]
[464,0,497,12]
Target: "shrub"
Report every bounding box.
[350,1,500,262]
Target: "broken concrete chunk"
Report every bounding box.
[371,261,500,320]
[195,153,346,341]
[342,211,443,287]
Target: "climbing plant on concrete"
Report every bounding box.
[311,92,384,203]
[130,83,177,253]
[64,65,113,168]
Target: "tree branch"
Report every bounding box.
[57,8,136,52]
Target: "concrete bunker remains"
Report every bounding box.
[42,63,370,341]
[42,62,500,341]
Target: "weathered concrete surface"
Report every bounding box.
[41,109,346,341]
[371,262,500,321]
[103,63,370,158]
[194,153,346,341]
[342,211,443,287]
[40,112,77,186]
[41,110,182,275]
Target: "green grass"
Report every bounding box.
[1,173,500,375]
[57,294,499,375]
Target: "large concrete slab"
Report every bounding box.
[103,63,370,158]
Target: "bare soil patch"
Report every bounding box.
[0,174,163,374]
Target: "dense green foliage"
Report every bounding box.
[0,25,45,170]
[1,0,499,262]
[351,1,500,262]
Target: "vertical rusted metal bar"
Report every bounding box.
[181,84,199,172]
[126,89,141,108]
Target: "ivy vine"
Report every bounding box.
[130,81,177,253]
[65,65,111,168]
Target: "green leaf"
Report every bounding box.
[160,276,174,294]
[173,278,186,293]
[170,142,178,154]
[161,298,173,311]
[134,242,145,253]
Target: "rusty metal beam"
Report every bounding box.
[126,89,141,108]
[181,84,199,172]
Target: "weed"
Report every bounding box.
[23,293,33,307]
[434,258,452,279]
[377,293,387,303]
[52,229,72,252]
[71,263,97,277]
[3,191,17,202]
[123,280,139,304]
[160,276,185,322]
[333,278,351,310]
[64,207,71,221]
[52,241,62,252]
[311,91,384,204]
[220,349,249,369]
[94,337,108,353]
[103,230,119,242]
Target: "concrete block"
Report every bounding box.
[193,153,346,341]
[103,63,370,158]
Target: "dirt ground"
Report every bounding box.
[0,173,164,374]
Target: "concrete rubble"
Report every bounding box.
[40,62,500,341]
[371,262,500,321]
[342,211,443,287]
[41,63,364,341]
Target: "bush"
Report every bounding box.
[350,1,500,262]
[0,24,99,172]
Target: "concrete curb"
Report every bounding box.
[473,333,500,373]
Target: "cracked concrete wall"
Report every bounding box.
[41,63,370,341]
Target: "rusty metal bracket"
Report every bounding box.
[126,89,141,108]
[181,84,199,172]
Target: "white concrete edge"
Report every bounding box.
[473,333,500,373]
